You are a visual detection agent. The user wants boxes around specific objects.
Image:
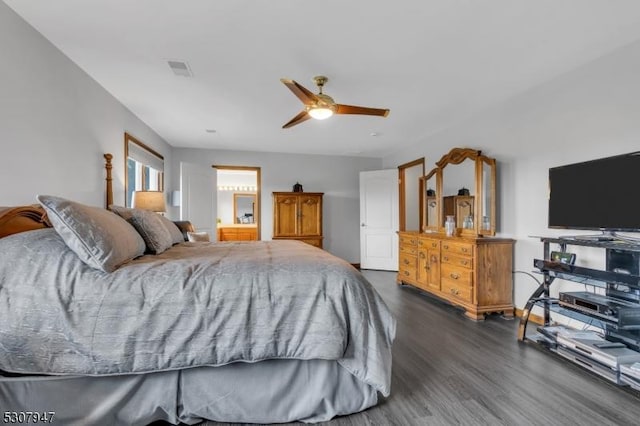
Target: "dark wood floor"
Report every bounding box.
[199,270,640,426]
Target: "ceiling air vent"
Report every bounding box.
[167,60,193,77]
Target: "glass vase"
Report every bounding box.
[445,215,456,237]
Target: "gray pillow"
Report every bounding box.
[37,195,146,272]
[110,205,184,245]
[127,210,174,254]
[108,204,136,221]
[158,215,186,245]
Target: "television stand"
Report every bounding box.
[519,236,640,390]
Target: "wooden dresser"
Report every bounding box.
[217,225,258,241]
[272,192,323,248]
[398,231,514,320]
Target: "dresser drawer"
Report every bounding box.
[399,235,419,247]
[441,278,473,303]
[441,252,473,269]
[441,263,473,286]
[399,244,418,255]
[441,241,474,257]
[400,253,417,270]
[418,238,440,250]
[399,267,417,281]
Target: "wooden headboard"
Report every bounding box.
[0,205,51,239]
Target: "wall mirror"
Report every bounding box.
[479,156,496,236]
[398,158,425,231]
[435,147,496,236]
[233,193,256,223]
[125,133,164,207]
[420,167,441,232]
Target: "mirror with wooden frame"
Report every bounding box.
[420,167,442,233]
[478,155,496,236]
[398,158,425,231]
[233,193,257,224]
[435,147,496,236]
[124,133,164,208]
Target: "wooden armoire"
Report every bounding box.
[272,192,323,248]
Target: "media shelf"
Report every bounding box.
[533,259,640,289]
[532,235,640,252]
[519,236,640,389]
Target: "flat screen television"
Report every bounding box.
[548,151,640,232]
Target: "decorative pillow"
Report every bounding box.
[110,205,184,245]
[127,211,174,254]
[187,231,210,242]
[108,204,136,220]
[158,215,186,245]
[37,195,146,272]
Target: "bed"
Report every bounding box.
[0,156,396,425]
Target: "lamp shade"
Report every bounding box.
[133,191,166,212]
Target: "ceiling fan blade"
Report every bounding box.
[280,78,319,105]
[282,110,312,129]
[335,104,390,117]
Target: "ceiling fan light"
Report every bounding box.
[308,107,334,120]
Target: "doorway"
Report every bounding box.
[213,165,262,241]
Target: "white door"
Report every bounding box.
[360,169,399,270]
[180,162,217,241]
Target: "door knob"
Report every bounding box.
[361,223,366,227]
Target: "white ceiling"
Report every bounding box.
[6,0,640,158]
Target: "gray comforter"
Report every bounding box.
[0,229,395,395]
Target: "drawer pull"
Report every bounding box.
[410,240,416,245]
[461,247,469,253]
[461,260,468,266]
[450,288,460,295]
[432,243,437,248]
[443,256,449,261]
[431,255,438,263]
[403,259,411,265]
[419,252,426,259]
[403,270,410,276]
[450,273,460,280]
[443,245,449,250]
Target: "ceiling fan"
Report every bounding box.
[280,76,390,129]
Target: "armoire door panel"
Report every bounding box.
[274,195,299,236]
[299,196,322,236]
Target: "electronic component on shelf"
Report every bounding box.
[619,363,640,390]
[607,248,640,303]
[619,373,640,391]
[606,329,640,353]
[556,330,640,370]
[550,251,576,264]
[556,345,620,384]
[558,291,640,329]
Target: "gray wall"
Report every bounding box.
[383,39,640,310]
[0,2,172,207]
[170,148,382,262]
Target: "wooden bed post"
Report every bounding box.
[104,153,113,208]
